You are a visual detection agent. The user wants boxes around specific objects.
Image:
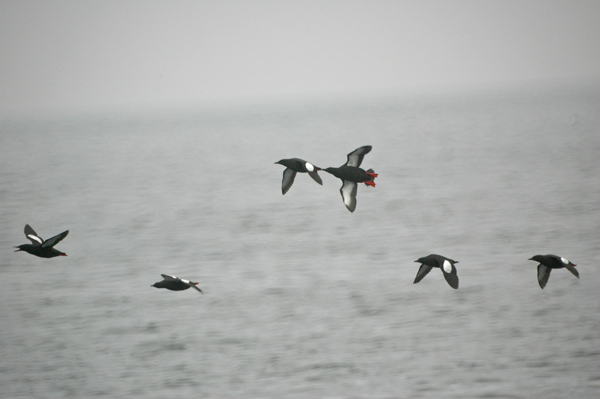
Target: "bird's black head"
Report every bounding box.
[275,159,290,167]
[414,257,425,264]
[529,255,543,262]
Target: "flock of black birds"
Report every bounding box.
[15,145,579,291]
[275,145,580,290]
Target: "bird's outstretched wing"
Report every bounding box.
[441,262,459,289]
[307,169,323,185]
[413,264,433,284]
[281,168,297,195]
[340,180,357,212]
[537,265,551,289]
[565,263,579,278]
[42,230,69,248]
[345,145,372,168]
[24,224,44,246]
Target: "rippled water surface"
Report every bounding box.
[1,87,600,398]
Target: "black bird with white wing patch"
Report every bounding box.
[14,224,69,258]
[152,274,204,294]
[413,254,459,289]
[322,145,377,212]
[275,158,323,195]
[529,254,579,289]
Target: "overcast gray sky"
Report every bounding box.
[1,0,599,117]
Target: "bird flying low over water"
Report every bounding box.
[152,274,204,294]
[322,145,377,212]
[529,254,579,289]
[14,224,69,258]
[413,254,459,289]
[275,158,323,195]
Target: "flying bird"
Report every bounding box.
[14,224,69,258]
[529,254,579,289]
[413,254,459,289]
[322,145,377,212]
[275,158,323,195]
[151,274,204,294]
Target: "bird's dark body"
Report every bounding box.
[152,281,192,291]
[416,254,459,269]
[323,165,373,183]
[530,254,570,269]
[276,158,314,172]
[151,274,204,294]
[15,245,65,258]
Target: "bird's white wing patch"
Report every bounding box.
[24,225,44,245]
[161,274,179,281]
[27,234,43,244]
[443,259,453,273]
[305,162,315,172]
[560,257,569,264]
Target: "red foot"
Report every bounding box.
[364,180,376,187]
[366,171,378,178]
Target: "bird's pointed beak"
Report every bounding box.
[14,248,21,252]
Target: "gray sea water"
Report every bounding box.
[1,86,600,398]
